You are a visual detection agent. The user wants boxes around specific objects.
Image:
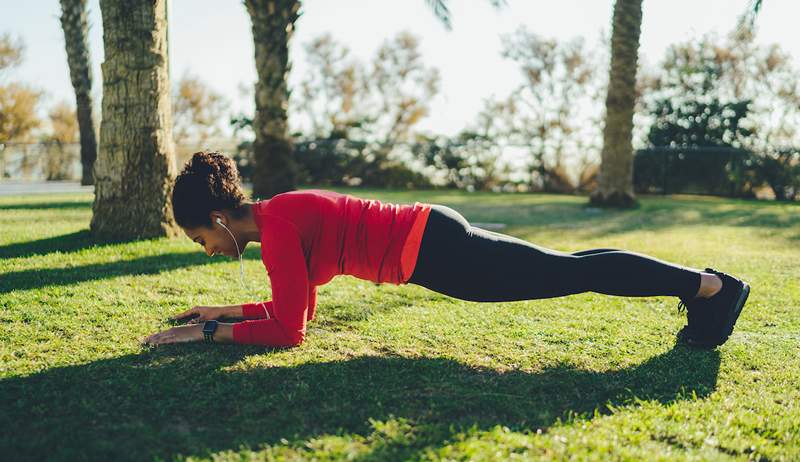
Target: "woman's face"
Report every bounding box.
[182,216,240,258]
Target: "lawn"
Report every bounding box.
[1,187,798,461]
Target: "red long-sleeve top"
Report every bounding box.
[231,189,431,347]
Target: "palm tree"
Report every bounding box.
[590,0,643,208]
[244,0,301,199]
[58,0,97,186]
[91,0,179,239]
[589,0,763,208]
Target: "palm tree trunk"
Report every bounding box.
[92,0,179,239]
[590,0,643,208]
[244,0,300,198]
[59,0,98,186]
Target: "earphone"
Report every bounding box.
[215,216,270,319]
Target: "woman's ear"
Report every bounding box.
[210,212,224,226]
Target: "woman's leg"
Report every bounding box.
[407,204,702,303]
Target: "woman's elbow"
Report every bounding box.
[285,330,305,347]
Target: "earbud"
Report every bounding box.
[211,215,270,320]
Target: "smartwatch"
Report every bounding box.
[202,320,219,343]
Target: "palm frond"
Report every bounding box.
[734,0,764,39]
[424,0,506,31]
[425,0,452,30]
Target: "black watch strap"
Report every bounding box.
[202,320,219,343]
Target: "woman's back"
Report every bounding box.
[254,189,430,286]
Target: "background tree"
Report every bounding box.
[0,34,43,178]
[590,0,643,208]
[295,31,439,145]
[0,85,42,144]
[0,33,23,71]
[646,99,752,149]
[0,34,41,143]
[288,31,439,187]
[92,0,179,239]
[474,29,600,193]
[42,101,80,180]
[59,0,98,186]
[0,84,43,178]
[289,34,374,186]
[172,72,229,152]
[244,0,300,199]
[294,34,364,139]
[46,102,79,144]
[411,130,506,191]
[367,32,440,148]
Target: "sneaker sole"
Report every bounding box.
[715,281,750,346]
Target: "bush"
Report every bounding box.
[633,147,754,197]
[753,149,800,201]
[411,133,506,191]
[233,138,432,189]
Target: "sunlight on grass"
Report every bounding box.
[1,189,798,460]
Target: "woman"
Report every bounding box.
[142,151,750,349]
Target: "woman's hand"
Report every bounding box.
[170,305,231,324]
[141,324,203,346]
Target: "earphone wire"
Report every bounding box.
[217,219,270,320]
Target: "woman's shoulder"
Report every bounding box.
[253,189,343,225]
[267,188,344,200]
[261,188,342,209]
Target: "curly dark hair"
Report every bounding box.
[172,151,250,229]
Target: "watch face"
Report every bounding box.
[203,320,218,334]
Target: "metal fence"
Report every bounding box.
[0,142,82,181]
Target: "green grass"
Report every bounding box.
[1,187,799,461]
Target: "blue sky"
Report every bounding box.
[1,0,798,137]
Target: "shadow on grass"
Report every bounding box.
[0,228,268,262]
[0,250,261,294]
[0,229,266,262]
[0,344,719,461]
[0,200,93,211]
[0,230,139,259]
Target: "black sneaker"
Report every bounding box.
[676,295,715,347]
[701,267,750,346]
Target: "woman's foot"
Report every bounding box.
[696,272,723,298]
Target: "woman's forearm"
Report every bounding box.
[222,304,244,317]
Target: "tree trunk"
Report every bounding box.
[245,0,300,198]
[59,0,98,186]
[590,0,643,208]
[92,0,179,239]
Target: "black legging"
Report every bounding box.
[407,204,702,302]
